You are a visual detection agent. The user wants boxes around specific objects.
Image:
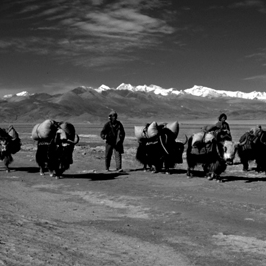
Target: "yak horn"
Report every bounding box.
[237,138,248,146]
[183,135,188,145]
[159,134,169,155]
[66,134,80,145]
[259,133,266,145]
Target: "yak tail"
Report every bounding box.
[136,143,147,165]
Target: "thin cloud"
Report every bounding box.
[1,0,178,72]
[67,7,175,36]
[246,49,266,64]
[244,74,266,82]
[0,0,176,67]
[229,0,266,13]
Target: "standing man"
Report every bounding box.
[100,110,125,172]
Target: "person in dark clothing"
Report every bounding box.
[100,110,125,172]
[204,113,232,141]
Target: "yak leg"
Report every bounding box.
[36,145,49,175]
[3,154,13,173]
[164,157,171,175]
[153,158,164,174]
[151,161,162,173]
[242,160,249,171]
[202,164,210,177]
[186,166,193,178]
[143,163,152,172]
[186,158,194,178]
[186,157,194,177]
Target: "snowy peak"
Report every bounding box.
[184,85,266,100]
[184,86,221,97]
[114,83,184,96]
[16,91,31,96]
[3,91,34,98]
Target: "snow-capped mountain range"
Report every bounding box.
[3,85,266,101]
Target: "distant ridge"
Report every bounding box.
[1,84,266,123]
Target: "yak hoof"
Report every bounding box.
[55,176,60,180]
[6,169,10,173]
[186,171,193,178]
[207,176,214,181]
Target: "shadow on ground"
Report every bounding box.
[62,172,129,181]
[221,175,266,183]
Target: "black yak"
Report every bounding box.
[34,121,79,179]
[186,131,243,182]
[136,127,187,174]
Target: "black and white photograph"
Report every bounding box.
[0,1,266,265]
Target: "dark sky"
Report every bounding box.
[1,0,266,96]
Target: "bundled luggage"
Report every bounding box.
[190,131,216,156]
[134,121,179,141]
[191,132,214,146]
[165,121,179,139]
[58,121,76,141]
[134,121,159,141]
[32,119,60,141]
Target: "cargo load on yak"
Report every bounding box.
[190,131,215,155]
[192,131,215,146]
[165,121,179,139]
[58,122,76,141]
[134,121,159,141]
[58,121,79,144]
[32,119,60,141]
[6,125,21,154]
[134,121,180,141]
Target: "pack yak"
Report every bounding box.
[32,120,79,179]
[136,125,187,174]
[237,127,266,172]
[186,131,244,182]
[0,125,21,172]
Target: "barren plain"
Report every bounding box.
[0,121,266,266]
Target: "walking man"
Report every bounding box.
[100,110,125,172]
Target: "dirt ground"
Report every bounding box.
[1,136,266,266]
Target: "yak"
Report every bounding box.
[35,122,79,179]
[237,127,266,172]
[186,131,243,182]
[0,126,21,172]
[136,127,187,174]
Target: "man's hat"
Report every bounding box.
[109,110,117,118]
